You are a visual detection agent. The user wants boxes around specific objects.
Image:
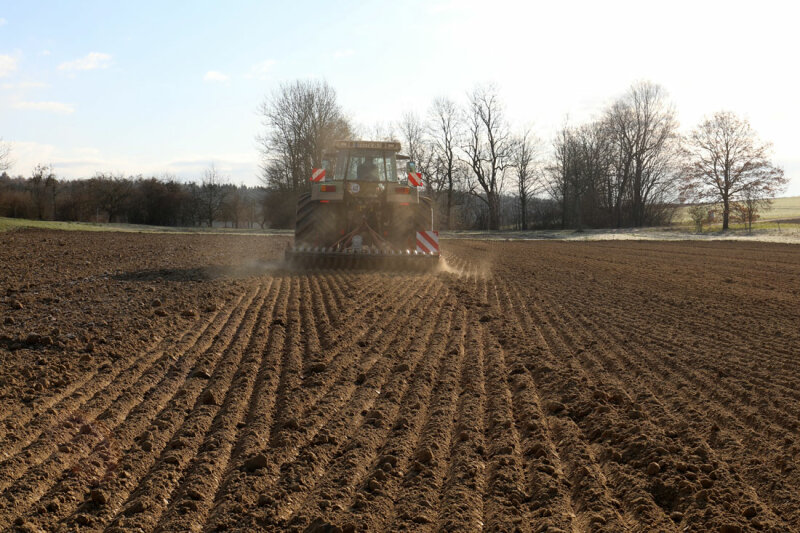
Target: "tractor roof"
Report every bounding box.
[333,140,402,152]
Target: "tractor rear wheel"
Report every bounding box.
[294,194,340,248]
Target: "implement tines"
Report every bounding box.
[285,248,438,272]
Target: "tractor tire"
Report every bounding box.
[294,194,341,248]
[295,193,314,244]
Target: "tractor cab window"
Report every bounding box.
[320,158,334,179]
[339,151,398,182]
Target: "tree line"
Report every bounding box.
[0,165,264,229]
[0,79,787,231]
[258,79,787,231]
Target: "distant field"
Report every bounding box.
[4,199,800,243]
[0,217,115,233]
[674,195,800,224]
[766,195,800,220]
[0,217,291,235]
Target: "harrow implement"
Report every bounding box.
[285,247,439,271]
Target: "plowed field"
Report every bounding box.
[1,231,799,532]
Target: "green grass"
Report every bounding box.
[0,218,120,232]
[0,217,292,235]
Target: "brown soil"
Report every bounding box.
[1,231,799,532]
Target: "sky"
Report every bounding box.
[1,0,799,195]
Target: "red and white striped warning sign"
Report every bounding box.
[416,230,439,254]
[408,172,423,187]
[310,168,326,182]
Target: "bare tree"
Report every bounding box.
[687,204,708,233]
[200,163,228,227]
[30,164,55,220]
[462,85,514,230]
[606,82,681,226]
[397,111,434,191]
[91,173,132,222]
[574,122,612,231]
[257,79,351,192]
[510,127,542,230]
[221,185,253,229]
[547,123,573,229]
[547,122,608,231]
[732,183,775,232]
[428,97,460,229]
[0,139,11,173]
[682,111,786,230]
[605,101,636,226]
[45,172,58,219]
[364,121,397,142]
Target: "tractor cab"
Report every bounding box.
[312,140,412,202]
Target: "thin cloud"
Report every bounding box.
[10,141,257,184]
[427,0,469,13]
[203,70,229,83]
[58,52,112,71]
[0,54,17,77]
[246,59,276,80]
[14,101,75,114]
[0,18,7,26]
[1,81,48,90]
[333,49,355,59]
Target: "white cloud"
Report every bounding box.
[40,50,51,56]
[0,54,17,77]
[246,59,276,80]
[14,101,75,114]
[1,81,48,90]
[0,17,7,26]
[7,141,257,183]
[58,52,112,71]
[426,0,464,13]
[333,49,354,59]
[203,70,229,83]
[7,141,101,175]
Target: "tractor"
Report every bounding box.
[285,140,439,270]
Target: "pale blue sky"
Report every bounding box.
[1,0,798,195]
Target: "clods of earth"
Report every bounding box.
[1,230,799,532]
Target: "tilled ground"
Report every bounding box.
[1,231,799,532]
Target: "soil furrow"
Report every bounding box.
[0,298,232,485]
[0,287,257,531]
[556,296,798,528]
[201,276,294,532]
[202,277,430,531]
[92,284,267,531]
[434,317,488,532]
[384,306,468,532]
[106,281,279,532]
[498,281,637,531]
[512,278,787,530]
[476,319,532,532]
[151,278,287,532]
[3,233,799,533]
[271,281,453,532]
[2,286,261,532]
[486,279,582,531]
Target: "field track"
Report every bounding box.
[1,231,799,532]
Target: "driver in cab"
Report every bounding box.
[356,161,379,181]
